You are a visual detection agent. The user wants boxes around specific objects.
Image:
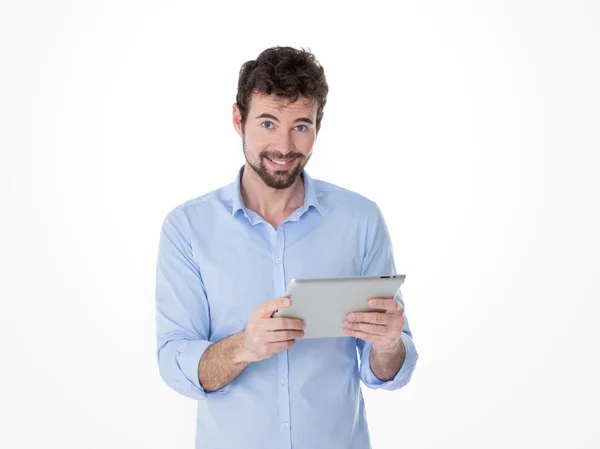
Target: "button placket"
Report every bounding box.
[274,225,291,447]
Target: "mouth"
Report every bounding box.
[265,156,297,170]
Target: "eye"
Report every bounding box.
[295,125,308,132]
[261,121,274,129]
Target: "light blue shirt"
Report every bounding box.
[155,165,419,449]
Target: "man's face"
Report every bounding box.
[234,92,319,190]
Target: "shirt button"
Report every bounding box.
[275,257,282,263]
[243,212,248,218]
[280,378,287,385]
[282,422,289,428]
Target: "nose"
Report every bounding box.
[272,130,294,156]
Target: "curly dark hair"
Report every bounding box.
[235,46,329,133]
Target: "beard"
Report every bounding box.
[243,135,310,190]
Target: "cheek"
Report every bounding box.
[292,133,316,150]
[244,132,268,153]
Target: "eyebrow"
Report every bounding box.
[254,113,313,125]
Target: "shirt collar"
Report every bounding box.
[230,165,324,220]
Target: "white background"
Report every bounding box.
[1,1,599,448]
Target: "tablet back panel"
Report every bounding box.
[273,275,406,339]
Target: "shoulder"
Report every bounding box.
[161,182,232,229]
[311,176,380,219]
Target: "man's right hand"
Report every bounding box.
[238,297,306,363]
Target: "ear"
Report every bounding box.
[232,103,243,138]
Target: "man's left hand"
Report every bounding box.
[344,298,405,352]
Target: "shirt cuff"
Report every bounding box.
[176,339,230,398]
[360,333,419,390]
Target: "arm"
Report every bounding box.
[198,331,250,392]
[362,292,419,388]
[199,298,305,391]
[156,207,234,399]
[356,202,419,390]
[369,334,406,381]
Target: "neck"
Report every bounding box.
[240,163,306,218]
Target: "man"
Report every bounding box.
[155,46,418,449]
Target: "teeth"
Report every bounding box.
[270,158,292,165]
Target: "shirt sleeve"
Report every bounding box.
[356,202,419,391]
[155,207,229,400]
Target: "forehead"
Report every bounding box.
[249,91,316,115]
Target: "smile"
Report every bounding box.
[266,157,297,168]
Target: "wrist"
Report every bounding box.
[372,337,404,356]
[230,331,251,364]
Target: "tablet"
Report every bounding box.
[273,275,406,339]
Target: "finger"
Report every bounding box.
[346,311,389,325]
[263,317,306,331]
[257,297,291,318]
[343,328,374,341]
[344,320,388,336]
[368,298,403,314]
[260,330,305,343]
